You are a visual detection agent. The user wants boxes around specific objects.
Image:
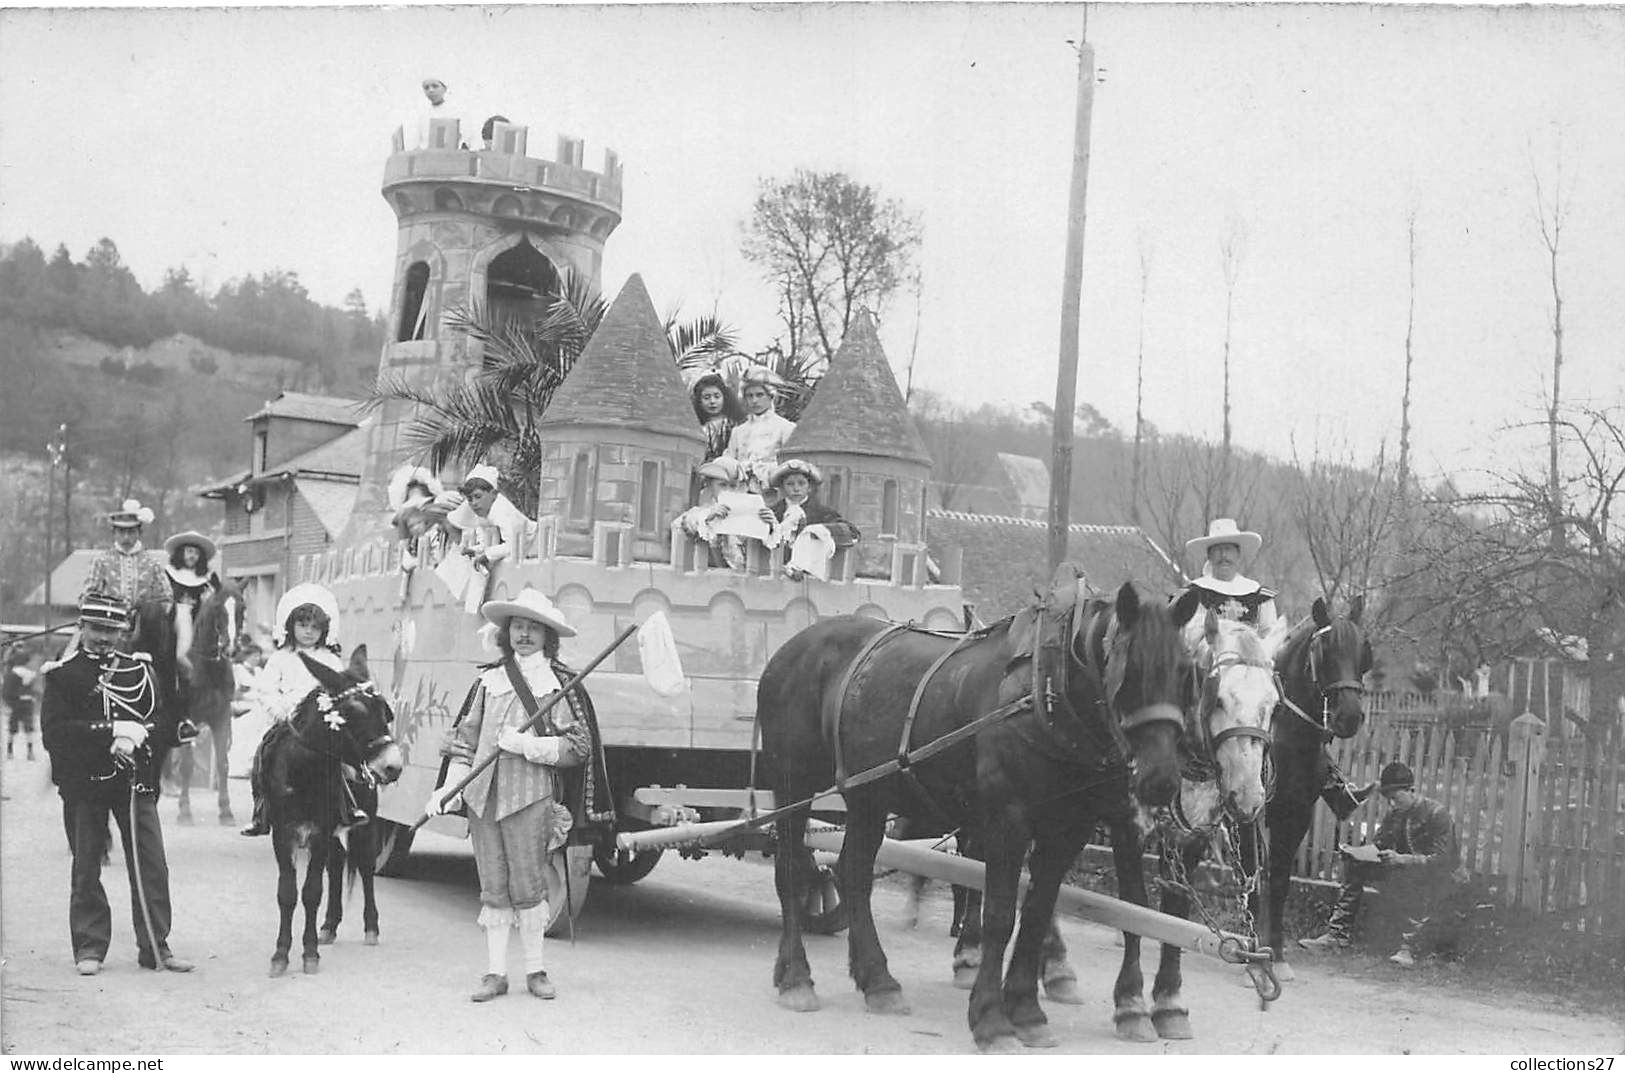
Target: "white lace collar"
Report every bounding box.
[1191,572,1263,597]
[481,651,560,697]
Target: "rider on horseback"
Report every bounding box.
[1179,519,1374,820]
[239,584,370,836]
[164,531,222,741]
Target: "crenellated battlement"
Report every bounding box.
[384,117,623,220]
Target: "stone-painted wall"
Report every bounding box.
[536,427,701,560]
[791,450,930,580]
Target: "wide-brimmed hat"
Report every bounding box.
[697,457,744,484]
[1379,761,1415,792]
[78,591,133,629]
[274,583,341,645]
[1185,518,1262,566]
[768,459,822,490]
[163,531,217,561]
[387,464,444,512]
[108,499,155,529]
[480,586,576,637]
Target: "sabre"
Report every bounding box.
[409,621,639,833]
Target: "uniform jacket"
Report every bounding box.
[41,649,179,797]
[1374,794,1459,867]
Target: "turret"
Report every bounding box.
[352,119,624,532]
[534,275,704,562]
[781,312,933,582]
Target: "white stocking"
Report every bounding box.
[478,906,513,976]
[518,902,549,974]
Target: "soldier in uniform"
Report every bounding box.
[40,592,194,976]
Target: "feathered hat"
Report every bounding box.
[108,499,156,530]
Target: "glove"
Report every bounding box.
[425,762,471,816]
[111,736,137,760]
[498,727,562,765]
[111,720,149,749]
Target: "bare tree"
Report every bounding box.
[1218,218,1247,511]
[1397,209,1419,515]
[1531,150,1571,550]
[909,390,987,511]
[1131,232,1153,527]
[742,169,922,368]
[1285,439,1404,628]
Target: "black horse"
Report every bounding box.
[262,646,403,976]
[176,580,246,825]
[760,569,1199,1053]
[1239,595,1372,979]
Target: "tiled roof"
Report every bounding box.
[783,312,931,466]
[927,509,1182,623]
[995,453,1050,510]
[274,422,370,478]
[538,274,703,444]
[245,391,364,426]
[24,548,167,608]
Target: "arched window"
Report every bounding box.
[397,262,431,342]
[881,479,899,537]
[486,240,558,330]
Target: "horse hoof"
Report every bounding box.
[269,958,287,978]
[219,810,236,825]
[177,810,194,826]
[317,928,336,945]
[364,931,380,947]
[1015,1023,1059,1048]
[776,985,820,1013]
[1043,976,1084,1005]
[863,989,909,1015]
[1272,960,1296,982]
[952,965,977,990]
[302,956,320,975]
[1114,1014,1158,1043]
[1153,1009,1194,1040]
[976,1034,1023,1055]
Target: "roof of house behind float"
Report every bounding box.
[537,273,703,444]
[245,391,363,426]
[784,311,931,466]
[928,509,1183,623]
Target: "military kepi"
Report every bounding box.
[78,591,132,629]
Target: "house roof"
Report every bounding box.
[245,392,364,426]
[24,548,167,608]
[995,453,1050,511]
[537,274,703,444]
[783,311,931,466]
[926,509,1182,623]
[195,422,370,496]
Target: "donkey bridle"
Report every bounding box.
[1278,624,1365,737]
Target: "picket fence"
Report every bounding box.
[1292,692,1625,938]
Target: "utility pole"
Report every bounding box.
[1049,8,1096,574]
[59,423,72,555]
[45,430,66,614]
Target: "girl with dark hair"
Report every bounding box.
[163,532,220,682]
[689,372,744,462]
[239,584,365,836]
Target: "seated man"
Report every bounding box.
[756,460,859,581]
[1299,761,1463,966]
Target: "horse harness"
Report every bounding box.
[1277,623,1365,741]
[286,679,395,786]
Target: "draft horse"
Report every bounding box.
[176,580,246,825]
[1239,595,1372,979]
[759,569,1199,1053]
[262,645,403,976]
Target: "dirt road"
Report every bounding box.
[2,754,1619,1055]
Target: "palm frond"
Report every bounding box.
[668,314,741,373]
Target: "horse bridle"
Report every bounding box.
[1085,603,1188,747]
[1278,623,1366,737]
[294,680,396,784]
[1199,649,1276,755]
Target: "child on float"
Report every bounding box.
[424,588,592,1003]
[689,371,744,463]
[444,464,532,613]
[238,583,368,836]
[671,455,749,570]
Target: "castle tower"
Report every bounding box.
[781,312,933,580]
[353,118,625,531]
[534,274,703,562]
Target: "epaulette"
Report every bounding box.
[129,652,153,663]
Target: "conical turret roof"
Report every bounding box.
[538,274,702,444]
[784,311,931,466]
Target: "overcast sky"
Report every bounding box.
[2,3,1621,487]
